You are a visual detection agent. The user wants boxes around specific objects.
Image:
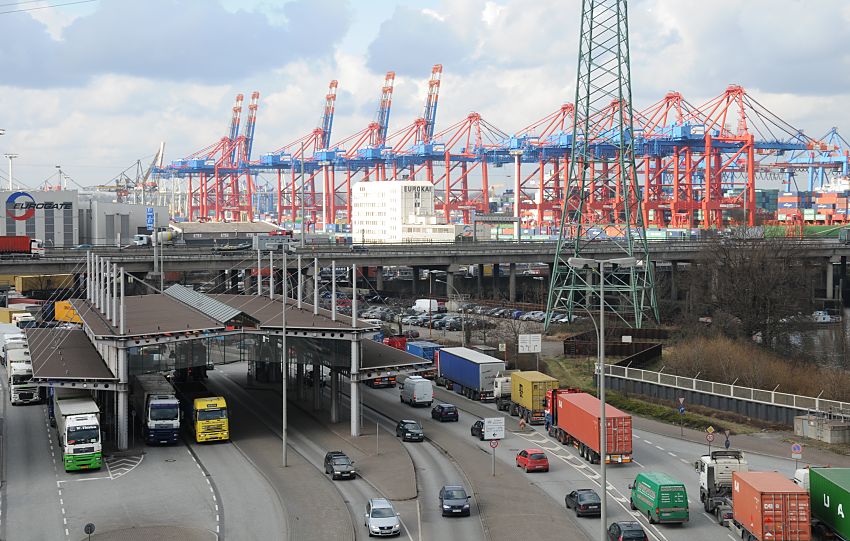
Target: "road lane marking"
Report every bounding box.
[667,452,676,457]
[632,460,646,468]
[655,445,665,451]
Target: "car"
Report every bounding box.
[485,307,502,316]
[520,311,541,321]
[433,319,449,330]
[350,245,368,253]
[431,403,459,422]
[324,451,356,480]
[439,485,471,517]
[470,420,485,440]
[445,320,462,331]
[71,243,93,250]
[364,498,401,537]
[607,521,648,541]
[515,448,549,472]
[401,329,420,339]
[565,489,601,517]
[395,419,424,442]
[401,316,418,325]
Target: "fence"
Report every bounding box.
[603,364,850,425]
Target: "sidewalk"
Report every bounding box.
[632,414,850,467]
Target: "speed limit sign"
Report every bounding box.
[489,439,499,449]
[706,433,715,443]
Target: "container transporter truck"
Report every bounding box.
[545,389,633,464]
[494,371,558,425]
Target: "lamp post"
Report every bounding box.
[566,255,636,541]
[4,154,18,190]
[435,278,465,347]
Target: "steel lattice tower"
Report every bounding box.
[545,0,658,329]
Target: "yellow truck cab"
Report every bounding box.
[192,396,229,442]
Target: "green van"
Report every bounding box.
[628,472,689,524]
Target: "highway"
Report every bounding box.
[360,380,793,541]
[208,362,487,541]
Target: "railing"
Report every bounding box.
[604,364,850,413]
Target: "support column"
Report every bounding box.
[117,347,129,450]
[826,260,835,300]
[243,272,254,296]
[509,262,517,302]
[670,262,678,301]
[330,369,339,423]
[376,265,384,291]
[269,251,275,299]
[492,263,500,300]
[296,361,304,401]
[350,340,360,437]
[313,361,321,411]
[411,266,419,296]
[446,271,455,298]
[477,264,484,298]
[257,250,262,296]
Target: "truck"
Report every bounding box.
[53,389,102,471]
[436,347,505,401]
[383,334,407,351]
[696,449,749,517]
[131,374,181,445]
[173,380,229,443]
[498,371,558,424]
[11,312,35,328]
[9,361,40,405]
[14,274,74,294]
[730,471,811,541]
[132,230,177,246]
[406,340,440,379]
[798,467,850,541]
[0,235,44,257]
[412,299,439,314]
[0,307,27,324]
[546,389,632,464]
[493,370,517,411]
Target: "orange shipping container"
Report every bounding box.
[732,471,811,541]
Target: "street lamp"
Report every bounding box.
[4,153,18,190]
[566,255,636,541]
[435,278,465,347]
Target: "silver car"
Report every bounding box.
[364,498,401,537]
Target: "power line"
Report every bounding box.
[0,0,97,16]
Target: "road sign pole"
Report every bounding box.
[492,445,496,477]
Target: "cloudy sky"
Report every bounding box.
[1,0,848,191]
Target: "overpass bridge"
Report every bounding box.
[5,238,850,302]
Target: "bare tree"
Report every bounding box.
[684,238,813,345]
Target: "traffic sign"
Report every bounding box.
[706,426,715,434]
[791,443,803,460]
[706,433,715,443]
[489,439,499,449]
[678,397,685,405]
[146,207,154,230]
[678,406,685,415]
[484,417,505,440]
[498,343,506,352]
[724,439,731,449]
[518,334,542,354]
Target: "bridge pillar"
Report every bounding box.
[476,264,484,298]
[296,360,304,401]
[230,270,239,293]
[826,260,835,300]
[243,272,254,295]
[215,271,226,293]
[670,262,678,301]
[313,358,321,411]
[492,264,500,300]
[117,347,129,450]
[411,266,420,296]
[446,271,455,298]
[509,263,517,302]
[330,368,339,423]
[350,340,360,437]
[376,266,384,291]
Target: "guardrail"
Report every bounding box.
[604,364,850,414]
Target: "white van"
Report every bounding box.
[399,375,433,407]
[412,299,439,314]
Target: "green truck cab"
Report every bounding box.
[629,472,689,524]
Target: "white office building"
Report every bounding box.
[350,180,462,243]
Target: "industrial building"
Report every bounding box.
[350,180,461,243]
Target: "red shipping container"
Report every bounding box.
[732,471,811,541]
[555,392,632,456]
[0,236,32,254]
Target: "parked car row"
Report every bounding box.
[456,303,583,324]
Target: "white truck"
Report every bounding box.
[132,231,176,246]
[131,374,181,445]
[695,449,749,519]
[493,370,517,411]
[8,362,40,405]
[54,389,102,471]
[0,333,26,365]
[11,312,35,328]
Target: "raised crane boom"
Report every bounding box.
[319,80,339,150]
[374,71,396,146]
[422,64,442,142]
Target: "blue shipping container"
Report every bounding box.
[437,347,505,400]
[406,341,441,362]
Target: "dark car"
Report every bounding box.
[395,419,424,442]
[445,320,462,331]
[401,329,420,339]
[565,489,602,517]
[439,485,471,517]
[431,403,459,422]
[470,420,485,440]
[324,451,356,480]
[607,521,648,541]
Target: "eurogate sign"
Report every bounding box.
[6,191,72,221]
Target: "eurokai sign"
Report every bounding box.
[6,191,72,221]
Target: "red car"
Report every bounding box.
[515,448,549,472]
